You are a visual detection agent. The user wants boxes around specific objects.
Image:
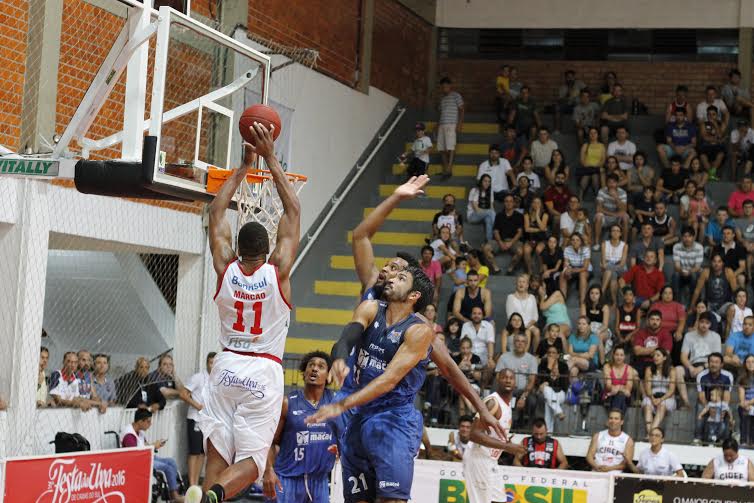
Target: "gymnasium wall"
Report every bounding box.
[0,0,28,152]
[236,30,399,240]
[438,59,738,114]
[247,0,362,86]
[245,0,433,107]
[371,0,433,107]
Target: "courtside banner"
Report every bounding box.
[614,474,754,503]
[331,460,611,503]
[3,446,153,502]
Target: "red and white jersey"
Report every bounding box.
[467,392,512,461]
[214,260,291,359]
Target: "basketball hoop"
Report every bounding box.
[207,166,307,249]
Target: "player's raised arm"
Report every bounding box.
[307,322,434,424]
[328,300,380,386]
[207,146,252,276]
[352,175,429,291]
[430,337,507,439]
[247,123,301,291]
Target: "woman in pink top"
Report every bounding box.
[649,286,687,362]
[602,346,635,415]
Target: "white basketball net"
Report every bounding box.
[236,171,306,251]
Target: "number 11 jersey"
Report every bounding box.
[214,260,291,360]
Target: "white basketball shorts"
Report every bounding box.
[197,350,283,475]
[462,449,497,503]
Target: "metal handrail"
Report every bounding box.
[290,105,406,276]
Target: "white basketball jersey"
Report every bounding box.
[214,260,291,359]
[713,454,750,481]
[594,430,630,474]
[467,392,512,461]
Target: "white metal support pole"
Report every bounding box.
[122,0,152,160]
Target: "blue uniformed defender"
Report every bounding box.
[307,266,436,503]
[263,351,336,503]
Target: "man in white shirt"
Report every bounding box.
[607,126,636,171]
[529,127,558,172]
[477,144,514,202]
[182,352,216,486]
[461,306,496,370]
[696,85,730,129]
[560,195,580,244]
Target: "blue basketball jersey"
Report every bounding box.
[350,301,430,414]
[275,389,337,478]
[360,286,377,302]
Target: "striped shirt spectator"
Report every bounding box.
[672,240,704,271]
[564,244,592,270]
[440,91,464,125]
[596,186,628,213]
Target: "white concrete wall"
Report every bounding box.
[0,177,207,462]
[436,0,749,29]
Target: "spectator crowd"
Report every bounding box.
[410,68,754,450]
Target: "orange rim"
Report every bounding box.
[253,169,308,182]
[206,166,306,194]
[207,167,269,193]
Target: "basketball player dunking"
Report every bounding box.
[330,177,505,436]
[307,266,436,503]
[186,123,300,503]
[463,369,525,503]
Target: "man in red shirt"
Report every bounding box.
[727,176,754,217]
[544,171,573,232]
[631,310,673,376]
[619,249,665,310]
[420,245,443,303]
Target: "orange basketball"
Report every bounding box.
[239,104,282,145]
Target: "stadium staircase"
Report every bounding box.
[286,107,737,443]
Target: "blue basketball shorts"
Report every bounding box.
[340,405,423,503]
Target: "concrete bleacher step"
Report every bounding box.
[284,336,335,354]
[378,184,467,199]
[424,121,500,134]
[405,142,490,156]
[346,230,428,246]
[295,306,353,326]
[314,280,363,297]
[363,207,439,222]
[330,255,392,270]
[551,403,699,442]
[392,163,477,177]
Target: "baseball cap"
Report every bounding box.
[415,122,426,130]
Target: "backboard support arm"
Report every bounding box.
[122,0,153,161]
[52,16,158,160]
